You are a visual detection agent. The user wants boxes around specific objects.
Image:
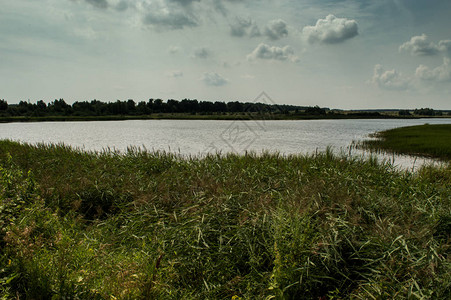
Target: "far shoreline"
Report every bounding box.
[2,113,449,123]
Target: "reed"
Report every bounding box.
[1,140,450,299]
[361,124,451,160]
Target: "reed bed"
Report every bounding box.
[1,140,450,299]
[361,124,451,160]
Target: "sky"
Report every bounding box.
[1,0,450,109]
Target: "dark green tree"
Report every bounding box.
[36,100,47,111]
[126,99,136,114]
[398,110,411,116]
[414,108,436,116]
[0,99,7,111]
[136,101,151,115]
[153,99,163,113]
[305,106,326,115]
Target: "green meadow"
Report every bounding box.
[361,124,451,160]
[1,140,450,299]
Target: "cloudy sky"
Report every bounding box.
[1,0,450,109]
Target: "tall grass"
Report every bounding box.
[1,140,450,299]
[361,124,451,160]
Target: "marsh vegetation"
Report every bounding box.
[361,124,451,160]
[1,140,450,299]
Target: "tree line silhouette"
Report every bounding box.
[0,98,322,117]
[0,98,446,119]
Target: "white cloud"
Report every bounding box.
[264,19,288,40]
[202,72,228,86]
[229,17,260,38]
[143,11,198,30]
[416,57,451,82]
[247,43,299,62]
[372,64,411,91]
[115,0,254,31]
[439,40,451,52]
[303,14,358,44]
[230,17,251,37]
[139,0,199,30]
[372,58,451,92]
[399,34,451,56]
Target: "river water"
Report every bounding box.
[1,118,450,169]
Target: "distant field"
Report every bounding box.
[362,124,451,160]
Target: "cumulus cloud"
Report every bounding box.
[229,17,260,38]
[372,64,411,91]
[202,72,228,86]
[247,43,299,62]
[264,19,288,40]
[416,57,451,82]
[399,34,451,56]
[138,0,200,30]
[439,40,451,52]
[192,47,211,59]
[75,0,252,31]
[303,14,358,44]
[143,11,198,30]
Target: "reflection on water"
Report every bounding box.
[1,118,450,170]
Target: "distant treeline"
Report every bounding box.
[0,98,447,118]
[0,98,323,117]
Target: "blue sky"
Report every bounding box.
[1,0,450,109]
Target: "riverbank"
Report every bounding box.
[0,113,432,123]
[361,124,451,160]
[1,140,450,299]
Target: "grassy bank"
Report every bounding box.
[362,124,451,160]
[1,140,450,299]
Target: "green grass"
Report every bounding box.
[361,124,451,160]
[1,140,450,299]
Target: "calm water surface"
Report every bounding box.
[1,118,450,168]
